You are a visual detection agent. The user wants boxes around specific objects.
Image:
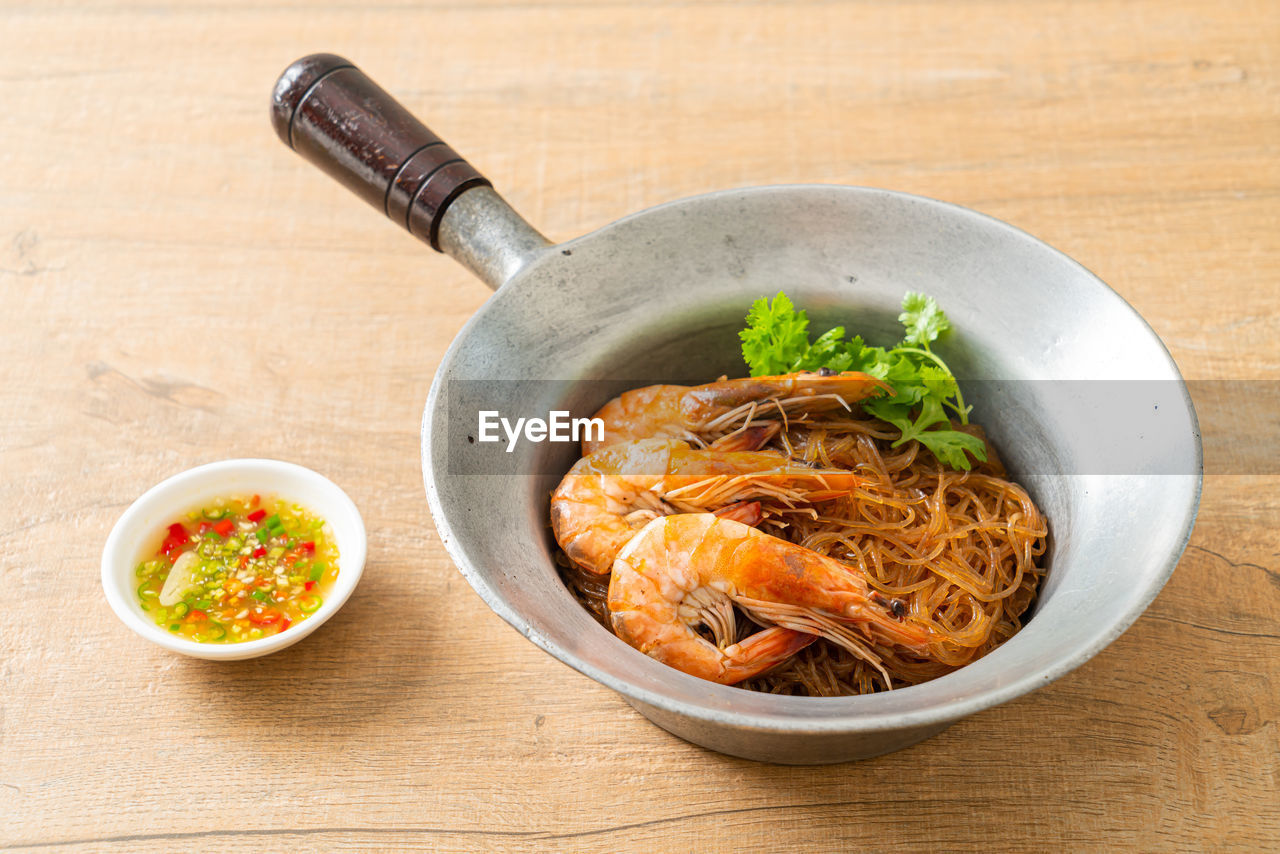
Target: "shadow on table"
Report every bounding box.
[162,556,463,741]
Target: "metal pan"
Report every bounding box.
[272,55,1201,763]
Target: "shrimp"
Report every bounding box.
[550,438,859,575]
[608,513,933,686]
[584,370,887,455]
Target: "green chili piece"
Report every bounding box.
[263,514,280,528]
[203,529,222,541]
[195,599,212,610]
[202,508,227,520]
[251,590,269,602]
[173,602,189,616]
[255,528,270,543]
[310,562,325,582]
[170,623,181,631]
[299,595,323,614]
[206,623,227,641]
[138,581,157,599]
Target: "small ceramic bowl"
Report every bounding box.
[102,458,367,660]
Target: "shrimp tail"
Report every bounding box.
[717,627,817,685]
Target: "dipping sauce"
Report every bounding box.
[134,494,339,643]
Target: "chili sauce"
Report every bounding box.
[135,494,339,643]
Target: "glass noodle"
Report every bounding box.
[558,409,1047,696]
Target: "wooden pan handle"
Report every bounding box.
[271,53,492,251]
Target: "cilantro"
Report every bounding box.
[739,292,812,376]
[738,291,987,471]
[798,327,854,373]
[898,292,950,347]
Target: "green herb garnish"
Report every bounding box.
[738,291,988,471]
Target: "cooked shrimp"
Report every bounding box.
[608,513,933,686]
[584,371,887,454]
[551,439,858,575]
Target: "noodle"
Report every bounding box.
[555,408,1048,697]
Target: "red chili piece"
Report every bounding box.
[160,523,190,559]
[301,541,316,555]
[247,509,266,522]
[252,546,267,558]
[213,519,234,537]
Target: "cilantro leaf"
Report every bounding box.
[794,326,853,372]
[898,291,950,347]
[917,429,988,471]
[739,293,811,376]
[739,290,986,470]
[865,392,987,470]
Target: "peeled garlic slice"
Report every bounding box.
[159,551,200,606]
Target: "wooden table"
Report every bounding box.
[3,1,1276,851]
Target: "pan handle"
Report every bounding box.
[271,53,550,289]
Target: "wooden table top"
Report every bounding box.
[3,1,1276,851]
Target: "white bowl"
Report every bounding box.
[102,459,367,660]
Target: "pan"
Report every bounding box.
[271,54,1201,763]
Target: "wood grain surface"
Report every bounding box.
[2,1,1277,851]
